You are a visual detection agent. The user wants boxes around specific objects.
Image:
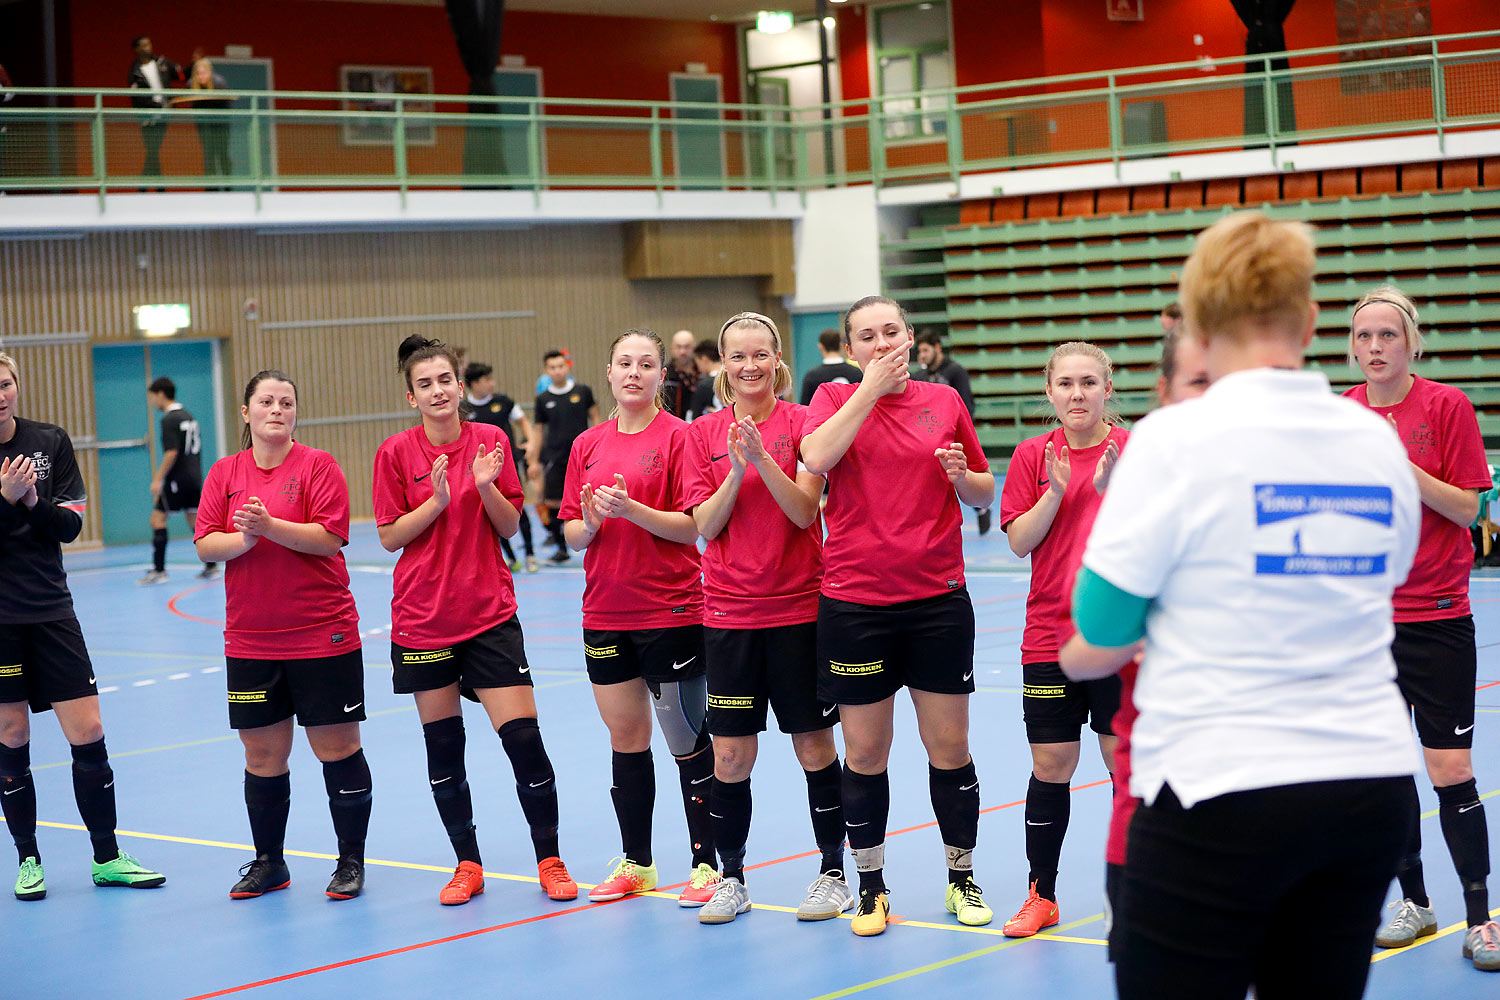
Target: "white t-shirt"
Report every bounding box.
[1083,367,1420,808]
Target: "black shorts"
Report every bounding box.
[1392,615,1477,750]
[1023,660,1121,744]
[706,622,837,736]
[227,649,367,729]
[1106,860,1125,964]
[542,454,568,505]
[816,588,975,706]
[0,617,97,713]
[390,616,533,697]
[584,625,706,686]
[157,480,201,513]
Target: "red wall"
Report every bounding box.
[67,0,740,103]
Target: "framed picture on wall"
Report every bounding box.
[339,65,436,146]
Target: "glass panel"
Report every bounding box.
[876,1,948,49]
[746,19,826,69]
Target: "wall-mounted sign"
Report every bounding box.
[757,10,794,34]
[1108,0,1143,21]
[133,303,191,337]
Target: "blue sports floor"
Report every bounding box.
[8,518,1499,999]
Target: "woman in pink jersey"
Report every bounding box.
[559,329,718,906]
[997,341,1128,938]
[801,295,995,937]
[1103,327,1209,959]
[195,370,370,902]
[681,312,848,925]
[1346,286,1499,970]
[373,336,576,907]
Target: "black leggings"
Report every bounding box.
[1116,776,1410,1000]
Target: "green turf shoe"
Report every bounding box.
[92,850,166,889]
[14,857,45,900]
[945,875,994,926]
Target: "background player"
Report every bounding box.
[0,351,165,901]
[561,329,718,907]
[1345,285,1499,971]
[195,370,372,902]
[141,376,217,584]
[529,349,597,564]
[466,361,539,573]
[997,341,1126,938]
[801,295,995,937]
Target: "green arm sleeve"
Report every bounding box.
[1072,566,1150,648]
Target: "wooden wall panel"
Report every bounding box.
[1,223,777,546]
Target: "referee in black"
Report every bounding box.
[140,376,216,584]
[0,351,166,899]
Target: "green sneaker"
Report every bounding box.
[14,857,45,900]
[945,876,994,926]
[92,850,165,889]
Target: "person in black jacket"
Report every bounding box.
[127,36,182,182]
[0,352,166,902]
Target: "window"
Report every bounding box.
[874,1,953,141]
[1335,0,1433,95]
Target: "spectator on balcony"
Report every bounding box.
[662,330,700,419]
[187,58,232,187]
[127,36,183,183]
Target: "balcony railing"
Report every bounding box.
[1,29,1497,207]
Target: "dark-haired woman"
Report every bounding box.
[683,313,848,925]
[0,351,165,902]
[195,371,371,900]
[560,329,718,905]
[801,296,995,936]
[374,336,576,905]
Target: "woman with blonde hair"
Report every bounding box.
[1344,285,1498,970]
[1062,211,1422,999]
[996,340,1127,937]
[682,312,849,924]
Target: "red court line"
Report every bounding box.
[1478,681,1500,692]
[166,583,224,627]
[180,897,613,1000]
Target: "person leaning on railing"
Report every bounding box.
[187,58,232,188]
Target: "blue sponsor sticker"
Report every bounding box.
[1254,484,1393,526]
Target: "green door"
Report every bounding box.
[493,67,542,182]
[213,59,276,183]
[669,74,724,189]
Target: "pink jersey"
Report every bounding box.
[372,422,524,648]
[559,409,703,630]
[1344,377,1490,622]
[682,401,822,628]
[196,443,361,659]
[806,380,989,606]
[1000,425,1130,663]
[1105,659,1139,867]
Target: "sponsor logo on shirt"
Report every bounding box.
[770,433,795,464]
[29,451,51,482]
[670,605,687,614]
[331,633,345,643]
[281,477,303,503]
[1407,421,1434,456]
[401,648,455,664]
[638,448,663,477]
[916,409,940,435]
[1437,598,1453,610]
[1252,483,1394,576]
[947,579,960,589]
[710,453,729,463]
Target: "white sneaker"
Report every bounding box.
[699,877,751,924]
[1463,920,1500,971]
[1374,898,1437,948]
[197,565,221,580]
[797,870,856,921]
[137,570,169,586]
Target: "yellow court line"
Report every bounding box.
[805,913,1108,1000]
[1369,906,1500,964]
[1420,787,1500,821]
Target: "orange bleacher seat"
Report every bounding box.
[1096,187,1130,215]
[1025,192,1062,219]
[1359,165,1398,195]
[1244,174,1280,205]
[1168,181,1204,208]
[1483,157,1500,187]
[1204,177,1243,207]
[1061,190,1096,218]
[1442,158,1480,191]
[1322,168,1358,198]
[959,200,993,225]
[1400,162,1439,193]
[1131,184,1167,211]
[1281,171,1318,201]
[992,195,1026,221]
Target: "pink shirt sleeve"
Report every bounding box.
[371,439,408,527]
[307,450,352,543]
[668,420,696,514]
[194,458,230,541]
[803,383,841,434]
[680,418,718,511]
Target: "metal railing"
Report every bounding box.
[0,29,1497,207]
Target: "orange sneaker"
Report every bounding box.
[588,858,658,901]
[439,860,485,905]
[1002,881,1059,937]
[538,856,578,901]
[677,863,721,907]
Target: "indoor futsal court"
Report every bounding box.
[7,525,1496,1000]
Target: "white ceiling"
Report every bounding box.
[316,0,869,24]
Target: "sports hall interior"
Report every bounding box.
[1,1,1499,997]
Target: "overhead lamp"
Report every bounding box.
[756,10,794,33]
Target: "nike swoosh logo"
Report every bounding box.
[960,781,979,791]
[1455,724,1476,736]
[338,788,369,795]
[962,670,974,682]
[430,776,451,786]
[529,780,550,788]
[518,665,531,674]
[814,806,839,813]
[711,453,729,462]
[584,461,598,470]
[672,657,696,671]
[690,775,712,785]
[822,705,836,717]
[709,812,724,819]
[104,781,114,789]
[1037,479,1048,487]
[1459,803,1483,813]
[414,472,431,483]
[344,702,362,713]
[88,676,97,684]
[847,821,869,828]
[1025,821,1051,826]
[227,490,243,500]
[2,787,21,796]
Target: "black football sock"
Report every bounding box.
[1395,777,1429,907]
[710,776,751,883]
[1436,779,1491,926]
[611,749,655,866]
[804,759,845,875]
[499,718,561,861]
[321,749,372,860]
[244,770,291,864]
[843,764,890,895]
[151,528,168,572]
[675,739,717,869]
[1025,774,1070,901]
[423,717,479,865]
[931,761,980,885]
[0,742,39,863]
[71,739,119,864]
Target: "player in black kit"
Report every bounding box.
[140,376,217,584]
[527,349,597,563]
[0,352,166,901]
[465,362,539,573]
